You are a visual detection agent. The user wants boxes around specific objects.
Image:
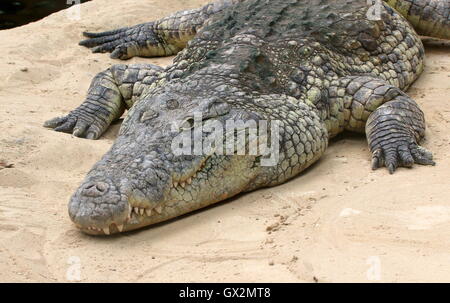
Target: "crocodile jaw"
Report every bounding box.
[68,151,260,236]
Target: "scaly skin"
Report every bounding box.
[78,0,244,59]
[44,0,448,235]
[385,0,450,39]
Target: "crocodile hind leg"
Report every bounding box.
[79,0,241,59]
[328,75,434,174]
[385,0,450,40]
[44,63,162,139]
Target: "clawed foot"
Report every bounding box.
[44,111,106,140]
[371,140,435,174]
[79,23,158,60]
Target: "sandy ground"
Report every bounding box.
[0,0,449,282]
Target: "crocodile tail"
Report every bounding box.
[384,0,450,40]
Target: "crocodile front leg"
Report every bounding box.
[79,0,242,59]
[328,75,434,173]
[44,63,162,139]
[366,95,435,173]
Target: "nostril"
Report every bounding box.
[95,183,107,192]
[81,181,110,197]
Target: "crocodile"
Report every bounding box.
[44,0,449,235]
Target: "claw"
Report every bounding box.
[86,132,96,140]
[371,148,383,170]
[78,23,155,60]
[398,145,414,167]
[110,42,136,60]
[44,116,67,128]
[387,162,396,174]
[91,45,107,53]
[370,141,435,174]
[54,119,76,133]
[411,145,435,166]
[73,122,88,138]
[82,28,126,39]
[79,34,122,48]
[110,46,127,59]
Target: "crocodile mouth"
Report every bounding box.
[170,155,209,190]
[77,156,211,235]
[78,203,164,235]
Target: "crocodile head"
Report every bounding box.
[68,80,282,235]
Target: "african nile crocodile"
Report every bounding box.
[44,0,450,235]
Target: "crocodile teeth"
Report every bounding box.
[103,227,110,235]
[180,182,186,188]
[128,207,132,219]
[134,207,139,214]
[117,224,124,232]
[174,182,178,188]
[145,208,152,216]
[186,177,192,184]
[139,208,144,215]
[155,205,163,214]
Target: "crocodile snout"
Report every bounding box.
[68,179,129,235]
[81,181,110,197]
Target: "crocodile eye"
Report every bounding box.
[208,99,231,116]
[179,117,195,130]
[140,110,158,122]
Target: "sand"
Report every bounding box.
[0,0,449,282]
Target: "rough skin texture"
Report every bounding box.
[44,0,449,235]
